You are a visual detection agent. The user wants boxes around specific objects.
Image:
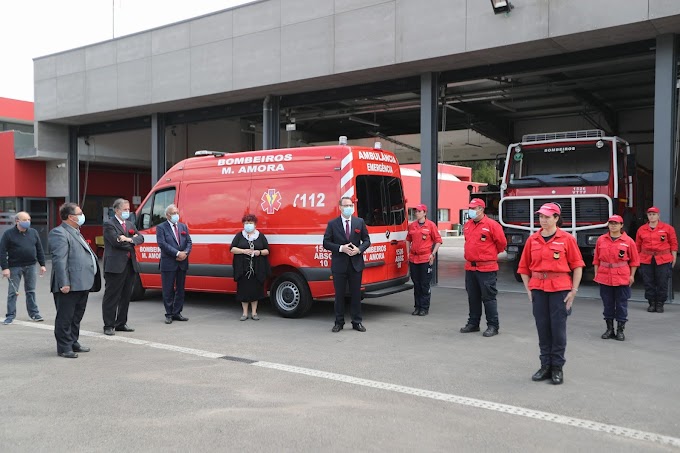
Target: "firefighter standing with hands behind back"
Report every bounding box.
[635,206,677,313]
[593,215,639,341]
[406,204,442,316]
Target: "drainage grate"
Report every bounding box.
[219,355,258,364]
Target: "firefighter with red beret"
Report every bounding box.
[406,204,442,316]
[635,206,677,313]
[518,202,584,385]
[593,215,639,341]
[460,198,507,337]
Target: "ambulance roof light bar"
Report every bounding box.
[339,136,348,145]
[374,142,382,149]
[194,150,225,157]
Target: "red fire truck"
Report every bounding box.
[498,129,651,280]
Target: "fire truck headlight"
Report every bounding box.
[587,235,599,245]
[596,140,604,149]
[507,245,519,253]
[509,234,524,244]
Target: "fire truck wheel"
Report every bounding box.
[270,272,312,318]
[130,274,146,301]
[512,260,523,282]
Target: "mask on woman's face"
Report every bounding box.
[342,206,354,217]
[244,223,255,233]
[121,211,130,220]
[467,209,478,220]
[170,214,179,224]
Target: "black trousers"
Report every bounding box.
[161,268,187,316]
[333,261,363,325]
[532,289,569,367]
[410,261,433,310]
[640,258,671,303]
[102,260,134,328]
[465,270,499,328]
[54,290,89,354]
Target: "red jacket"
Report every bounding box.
[463,215,507,271]
[635,221,678,265]
[593,232,640,286]
[406,219,443,264]
[517,228,585,292]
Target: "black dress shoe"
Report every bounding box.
[165,316,173,324]
[411,309,420,315]
[332,324,343,333]
[532,365,551,381]
[103,327,115,336]
[72,345,90,353]
[172,314,189,321]
[418,309,429,316]
[352,323,366,332]
[115,324,135,332]
[58,351,78,358]
[460,324,480,333]
[482,326,499,337]
[551,366,564,385]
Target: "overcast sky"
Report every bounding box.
[0,0,253,102]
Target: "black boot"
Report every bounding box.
[647,300,656,312]
[615,321,626,341]
[532,365,551,381]
[656,301,665,313]
[601,319,615,339]
[550,366,563,385]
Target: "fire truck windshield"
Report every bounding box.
[507,143,610,188]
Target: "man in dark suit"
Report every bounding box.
[49,202,101,358]
[156,204,192,324]
[323,196,371,332]
[101,198,144,336]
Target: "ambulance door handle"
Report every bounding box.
[390,240,398,245]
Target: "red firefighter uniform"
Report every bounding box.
[593,232,640,286]
[635,221,678,265]
[463,216,507,271]
[407,219,443,264]
[517,229,585,292]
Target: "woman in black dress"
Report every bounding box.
[230,214,270,321]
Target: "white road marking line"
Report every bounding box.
[12,320,680,449]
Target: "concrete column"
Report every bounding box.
[68,126,79,203]
[420,73,439,283]
[151,113,167,186]
[653,34,677,300]
[263,95,280,150]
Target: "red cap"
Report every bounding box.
[414,204,427,212]
[535,202,561,216]
[608,215,624,223]
[647,206,660,213]
[468,198,486,208]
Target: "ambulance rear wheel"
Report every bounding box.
[271,272,312,318]
[130,274,146,301]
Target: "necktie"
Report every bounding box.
[345,220,350,240]
[173,224,180,244]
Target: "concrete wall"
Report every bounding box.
[33,0,680,122]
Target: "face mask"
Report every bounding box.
[121,211,130,220]
[342,207,354,217]
[468,209,478,220]
[170,214,179,224]
[244,223,255,233]
[18,221,30,229]
[74,214,86,226]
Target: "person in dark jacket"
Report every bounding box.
[1,211,47,324]
[230,214,270,321]
[157,204,192,324]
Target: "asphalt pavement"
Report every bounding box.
[1,242,679,452]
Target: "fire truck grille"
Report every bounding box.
[503,198,609,226]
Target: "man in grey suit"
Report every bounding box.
[49,203,101,358]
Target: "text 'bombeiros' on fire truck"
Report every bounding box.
[130,136,413,317]
[498,129,651,281]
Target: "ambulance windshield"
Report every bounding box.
[355,175,406,226]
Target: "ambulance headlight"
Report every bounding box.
[509,234,524,244]
[586,235,599,245]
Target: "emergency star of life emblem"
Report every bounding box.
[261,189,282,214]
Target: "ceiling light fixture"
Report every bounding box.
[348,116,380,127]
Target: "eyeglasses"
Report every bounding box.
[341,204,354,208]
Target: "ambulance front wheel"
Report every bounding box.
[270,272,313,318]
[130,274,146,301]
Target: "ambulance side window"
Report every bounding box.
[138,188,176,229]
[355,176,406,226]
